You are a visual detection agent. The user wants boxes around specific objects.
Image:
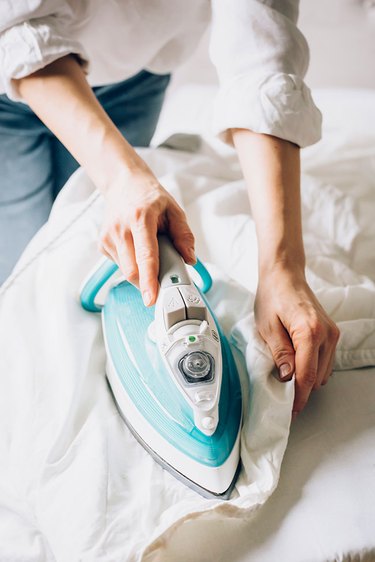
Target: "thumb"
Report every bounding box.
[265,322,295,382]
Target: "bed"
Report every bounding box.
[0,2,374,561]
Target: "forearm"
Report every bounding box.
[15,55,150,194]
[231,128,306,279]
[15,55,195,305]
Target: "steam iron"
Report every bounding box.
[80,234,242,499]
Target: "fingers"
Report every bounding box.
[99,227,140,287]
[314,344,334,389]
[293,339,320,418]
[99,191,196,307]
[115,231,139,288]
[320,325,340,386]
[292,322,339,417]
[265,318,295,382]
[129,202,195,305]
[97,161,199,307]
[255,271,340,420]
[167,206,196,265]
[98,232,117,263]
[100,221,160,307]
[321,347,336,386]
[131,215,159,306]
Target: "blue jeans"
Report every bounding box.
[0,70,171,284]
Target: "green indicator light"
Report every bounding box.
[188,335,196,342]
[170,274,180,284]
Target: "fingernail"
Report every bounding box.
[142,290,152,306]
[279,363,292,381]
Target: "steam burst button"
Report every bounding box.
[162,287,186,329]
[179,285,207,321]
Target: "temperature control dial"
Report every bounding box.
[178,351,214,384]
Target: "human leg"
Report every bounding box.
[0,95,54,284]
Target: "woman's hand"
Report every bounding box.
[99,169,196,307]
[230,129,339,417]
[255,265,340,418]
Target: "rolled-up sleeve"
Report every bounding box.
[0,1,88,101]
[209,0,322,148]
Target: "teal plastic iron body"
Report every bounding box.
[80,235,242,499]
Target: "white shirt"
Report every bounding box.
[0,0,322,148]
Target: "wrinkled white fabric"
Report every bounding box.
[0,86,375,560]
[0,152,294,562]
[0,0,321,147]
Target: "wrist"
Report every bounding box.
[97,138,154,196]
[101,160,160,199]
[258,251,306,282]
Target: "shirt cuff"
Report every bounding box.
[213,72,323,148]
[0,18,89,101]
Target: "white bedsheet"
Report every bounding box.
[0,89,374,561]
